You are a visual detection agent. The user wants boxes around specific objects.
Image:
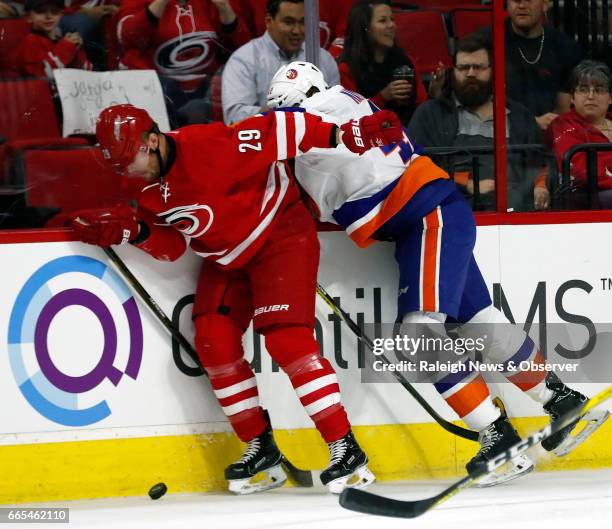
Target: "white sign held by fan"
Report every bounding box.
[54,69,170,136]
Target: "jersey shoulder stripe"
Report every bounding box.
[340,88,365,103]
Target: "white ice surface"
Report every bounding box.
[10,469,612,529]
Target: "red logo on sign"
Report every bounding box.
[286,69,298,80]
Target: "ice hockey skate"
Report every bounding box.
[225,424,287,495]
[320,430,375,494]
[467,415,534,487]
[542,373,610,457]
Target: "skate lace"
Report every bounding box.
[478,423,501,455]
[328,438,348,466]
[238,438,261,463]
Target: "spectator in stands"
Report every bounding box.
[546,60,612,208]
[0,1,22,17]
[337,0,427,126]
[408,34,550,212]
[237,0,353,57]
[16,0,91,78]
[117,0,250,126]
[59,1,119,71]
[477,0,582,131]
[221,0,339,124]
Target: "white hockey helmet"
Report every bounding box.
[267,61,329,108]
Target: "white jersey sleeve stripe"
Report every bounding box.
[275,111,287,161]
[294,112,306,155]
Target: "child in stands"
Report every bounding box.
[16,0,91,78]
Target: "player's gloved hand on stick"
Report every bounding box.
[71,206,139,246]
[340,110,403,155]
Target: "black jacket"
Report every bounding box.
[407,90,547,211]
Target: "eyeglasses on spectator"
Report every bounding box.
[574,85,610,96]
[454,64,491,74]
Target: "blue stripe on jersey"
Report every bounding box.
[501,335,535,373]
[332,178,399,229]
[340,88,365,103]
[272,107,307,113]
[433,360,475,394]
[368,100,381,113]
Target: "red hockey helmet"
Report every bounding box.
[96,104,154,171]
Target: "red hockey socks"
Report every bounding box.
[265,325,350,442]
[195,315,266,441]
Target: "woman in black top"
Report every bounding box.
[337,0,427,124]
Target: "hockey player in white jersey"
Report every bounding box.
[267,61,609,486]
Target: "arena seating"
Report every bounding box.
[0,78,89,184]
[393,10,452,74]
[0,18,29,78]
[451,7,494,38]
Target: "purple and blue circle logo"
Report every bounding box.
[8,256,143,426]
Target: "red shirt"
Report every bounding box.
[117,0,250,91]
[16,31,91,78]
[546,109,612,190]
[133,111,336,267]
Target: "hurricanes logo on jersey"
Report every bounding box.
[158,204,214,238]
[155,30,217,77]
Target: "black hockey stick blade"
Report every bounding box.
[340,476,472,518]
[340,384,612,518]
[281,457,314,487]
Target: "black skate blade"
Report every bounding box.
[281,457,314,487]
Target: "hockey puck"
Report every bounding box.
[148,482,167,500]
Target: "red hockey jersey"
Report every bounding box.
[134,110,336,267]
[16,31,92,78]
[117,0,250,91]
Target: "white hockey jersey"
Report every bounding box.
[295,85,449,247]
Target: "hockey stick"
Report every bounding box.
[103,247,202,368]
[103,246,313,487]
[315,283,479,442]
[339,384,612,518]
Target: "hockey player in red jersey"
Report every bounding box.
[70,103,402,494]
